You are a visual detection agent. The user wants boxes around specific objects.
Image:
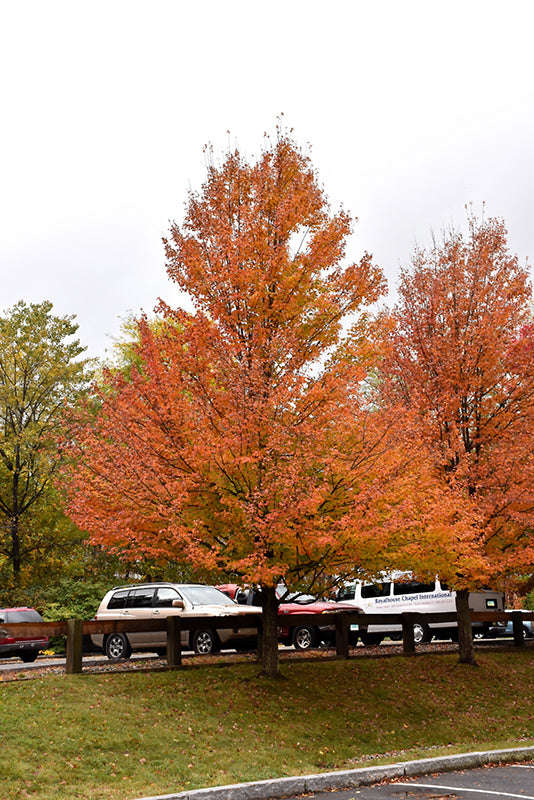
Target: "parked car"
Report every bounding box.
[487,611,534,640]
[217,584,360,651]
[91,583,262,661]
[0,607,49,662]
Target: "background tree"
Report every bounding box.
[100,312,168,381]
[385,212,534,663]
[0,300,90,587]
[66,132,414,677]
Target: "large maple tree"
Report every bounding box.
[66,133,413,676]
[385,212,534,663]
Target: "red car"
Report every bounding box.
[217,584,358,651]
[0,607,49,662]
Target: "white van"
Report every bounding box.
[336,573,504,644]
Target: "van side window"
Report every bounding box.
[129,587,156,608]
[337,586,355,601]
[107,590,130,610]
[361,582,390,599]
[393,581,435,595]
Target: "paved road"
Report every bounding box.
[301,763,534,800]
[0,652,154,672]
[0,646,264,673]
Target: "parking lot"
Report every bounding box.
[299,763,534,800]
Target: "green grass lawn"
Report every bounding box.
[0,649,533,800]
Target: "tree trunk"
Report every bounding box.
[11,454,21,579]
[456,588,477,665]
[260,586,281,678]
[10,515,21,579]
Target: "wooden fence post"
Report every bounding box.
[166,616,182,668]
[511,610,525,648]
[402,613,415,655]
[66,619,83,674]
[335,613,349,659]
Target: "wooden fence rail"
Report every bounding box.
[1,609,533,674]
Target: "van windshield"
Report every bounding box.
[337,586,355,601]
[180,586,237,607]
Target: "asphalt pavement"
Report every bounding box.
[131,748,534,800]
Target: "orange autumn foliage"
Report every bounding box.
[385,212,534,590]
[67,135,398,581]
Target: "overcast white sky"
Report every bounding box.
[1,1,533,359]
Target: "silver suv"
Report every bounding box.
[92,583,261,661]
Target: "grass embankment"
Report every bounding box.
[0,650,533,800]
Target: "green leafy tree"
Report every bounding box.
[0,300,90,584]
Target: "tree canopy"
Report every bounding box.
[385,213,534,661]
[0,300,90,586]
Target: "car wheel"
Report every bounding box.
[413,623,431,644]
[192,629,220,655]
[20,651,39,663]
[105,633,132,661]
[361,632,383,646]
[292,625,318,651]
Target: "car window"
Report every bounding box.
[180,586,236,606]
[393,581,435,595]
[154,587,182,607]
[337,585,355,601]
[361,582,391,599]
[235,588,262,605]
[4,610,43,623]
[275,585,315,603]
[285,593,316,604]
[129,588,156,608]
[107,590,130,610]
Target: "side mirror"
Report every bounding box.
[172,599,185,610]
